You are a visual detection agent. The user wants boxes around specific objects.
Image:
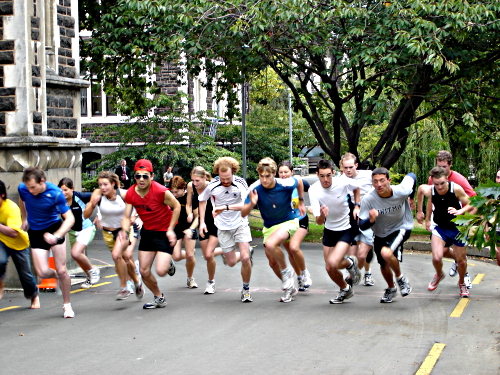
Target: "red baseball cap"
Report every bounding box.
[134,159,153,172]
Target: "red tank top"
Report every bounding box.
[125,181,172,231]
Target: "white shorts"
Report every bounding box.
[218,223,252,253]
[69,225,96,247]
[355,227,374,247]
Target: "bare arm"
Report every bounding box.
[417,185,431,224]
[164,190,181,246]
[241,190,258,218]
[0,222,18,238]
[352,188,360,219]
[449,185,472,216]
[84,189,102,219]
[186,182,194,223]
[18,198,28,231]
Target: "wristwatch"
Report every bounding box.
[54,235,65,244]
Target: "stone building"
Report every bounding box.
[0,0,88,286]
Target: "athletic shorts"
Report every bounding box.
[218,223,252,253]
[69,225,96,247]
[355,227,374,247]
[138,228,173,254]
[102,228,133,251]
[263,219,299,244]
[28,221,63,250]
[432,226,466,247]
[199,222,218,241]
[373,229,411,267]
[298,215,309,230]
[175,226,198,241]
[322,227,356,248]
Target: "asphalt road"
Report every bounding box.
[1,239,499,375]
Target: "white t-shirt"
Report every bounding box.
[198,175,249,231]
[340,169,374,201]
[309,177,360,231]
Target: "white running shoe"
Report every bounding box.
[241,289,253,302]
[126,280,135,294]
[89,267,100,284]
[464,272,472,289]
[204,281,215,294]
[449,261,458,277]
[280,286,298,303]
[187,277,198,289]
[63,304,75,318]
[81,277,92,289]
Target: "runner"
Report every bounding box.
[170,176,198,289]
[277,161,312,291]
[417,150,475,286]
[84,171,143,301]
[418,167,473,297]
[18,167,76,318]
[186,166,223,294]
[241,157,306,303]
[200,157,253,302]
[339,153,375,287]
[358,167,416,303]
[308,159,362,304]
[121,159,181,309]
[58,178,100,289]
[0,180,40,309]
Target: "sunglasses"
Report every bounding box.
[134,174,150,180]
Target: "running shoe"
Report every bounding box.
[298,277,306,292]
[329,286,354,304]
[380,287,397,303]
[89,267,100,284]
[187,277,198,289]
[281,268,295,291]
[280,286,298,303]
[135,280,144,299]
[428,274,445,291]
[116,288,130,300]
[204,281,216,294]
[459,283,469,298]
[303,269,312,289]
[397,274,412,297]
[449,261,458,277]
[241,289,253,303]
[63,304,75,318]
[464,272,472,289]
[81,276,92,289]
[126,280,135,294]
[345,275,353,287]
[363,273,375,286]
[167,259,176,276]
[143,293,167,309]
[346,256,361,285]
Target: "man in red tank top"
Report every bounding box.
[121,159,180,309]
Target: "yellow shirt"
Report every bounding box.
[0,199,30,250]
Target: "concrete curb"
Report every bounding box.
[405,241,493,258]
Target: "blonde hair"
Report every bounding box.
[213,157,239,175]
[191,166,212,181]
[97,171,120,189]
[257,157,277,174]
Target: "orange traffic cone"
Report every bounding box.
[37,256,57,290]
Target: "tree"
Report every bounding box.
[80,0,500,169]
[83,92,240,180]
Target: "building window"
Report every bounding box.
[91,82,102,116]
[81,88,88,116]
[106,95,117,116]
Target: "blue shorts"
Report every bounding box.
[432,226,466,247]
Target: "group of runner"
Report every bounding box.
[0,150,493,318]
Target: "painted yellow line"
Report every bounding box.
[0,306,21,312]
[104,274,117,278]
[472,273,484,284]
[71,281,113,294]
[415,343,446,375]
[450,298,470,317]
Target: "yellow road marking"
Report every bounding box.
[0,306,20,312]
[415,343,446,375]
[104,274,117,278]
[472,273,484,284]
[71,281,112,294]
[450,298,470,317]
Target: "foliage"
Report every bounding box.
[83,92,240,181]
[454,182,500,259]
[80,0,500,171]
[81,173,98,192]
